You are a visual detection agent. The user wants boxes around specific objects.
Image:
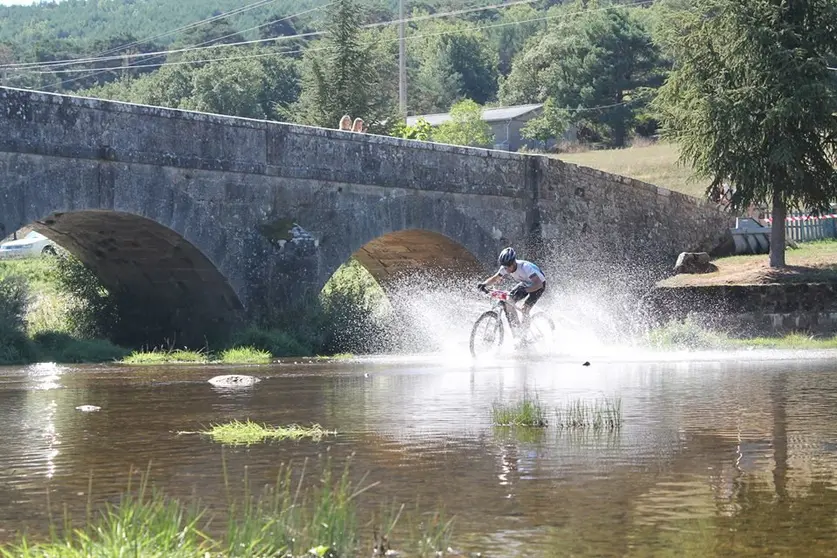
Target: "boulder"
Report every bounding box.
[674,252,718,274]
[208,374,261,387]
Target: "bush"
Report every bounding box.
[31,331,129,363]
[0,274,30,332]
[50,253,119,340]
[0,274,35,364]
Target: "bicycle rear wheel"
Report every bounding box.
[525,313,555,352]
[470,311,504,357]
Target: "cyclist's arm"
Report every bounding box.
[482,273,503,287]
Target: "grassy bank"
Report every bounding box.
[660,239,837,287]
[0,254,382,366]
[646,316,837,351]
[554,142,709,199]
[0,461,456,558]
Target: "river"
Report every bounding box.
[2,350,837,556]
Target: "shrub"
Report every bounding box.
[31,331,129,363]
[50,252,119,340]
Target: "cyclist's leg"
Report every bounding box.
[520,282,546,330]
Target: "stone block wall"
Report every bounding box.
[645,283,837,335]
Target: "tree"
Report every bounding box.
[410,18,498,114]
[432,99,493,148]
[501,4,663,147]
[653,0,837,267]
[488,4,544,76]
[293,0,395,129]
[83,47,300,120]
[521,98,571,144]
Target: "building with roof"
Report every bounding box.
[406,103,576,152]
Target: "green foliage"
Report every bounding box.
[315,258,391,354]
[122,349,208,365]
[645,316,730,350]
[0,273,29,333]
[31,331,129,363]
[201,420,333,445]
[391,117,433,141]
[502,3,663,147]
[0,273,35,364]
[653,0,837,266]
[432,99,494,148]
[409,18,499,114]
[49,252,120,341]
[83,47,300,120]
[228,326,312,357]
[521,98,571,143]
[293,0,396,129]
[492,394,548,427]
[554,397,622,431]
[218,346,272,364]
[488,3,546,76]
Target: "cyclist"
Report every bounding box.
[477,247,546,336]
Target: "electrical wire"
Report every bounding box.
[8,0,655,77]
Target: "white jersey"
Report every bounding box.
[498,259,545,288]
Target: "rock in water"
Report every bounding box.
[75,405,101,412]
[208,375,261,387]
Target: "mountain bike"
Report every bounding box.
[469,287,555,357]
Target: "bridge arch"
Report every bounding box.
[16,210,242,347]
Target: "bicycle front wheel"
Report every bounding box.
[470,311,504,357]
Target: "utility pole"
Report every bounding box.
[398,0,407,117]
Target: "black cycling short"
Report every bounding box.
[511,281,546,310]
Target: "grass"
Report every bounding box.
[0,257,58,293]
[554,142,709,199]
[554,397,623,431]
[491,395,549,427]
[0,460,454,558]
[121,348,208,365]
[646,317,837,351]
[201,419,335,445]
[219,346,271,364]
[660,238,837,287]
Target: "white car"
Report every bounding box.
[0,231,57,259]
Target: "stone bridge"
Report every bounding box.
[0,87,732,345]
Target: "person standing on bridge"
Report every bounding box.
[339,115,352,131]
[477,247,546,336]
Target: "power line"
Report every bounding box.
[2,0,541,71]
[9,0,654,76]
[94,0,284,58]
[38,0,328,90]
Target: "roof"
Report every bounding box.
[406,103,543,127]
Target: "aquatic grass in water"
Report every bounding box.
[203,419,334,445]
[492,395,548,427]
[219,346,271,364]
[554,397,622,431]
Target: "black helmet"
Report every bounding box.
[498,247,516,266]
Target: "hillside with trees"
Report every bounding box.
[2,0,836,268]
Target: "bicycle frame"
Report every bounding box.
[483,289,525,338]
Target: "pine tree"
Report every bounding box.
[654,0,837,267]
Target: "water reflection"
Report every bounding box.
[0,354,837,555]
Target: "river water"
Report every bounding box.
[2,350,837,556]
